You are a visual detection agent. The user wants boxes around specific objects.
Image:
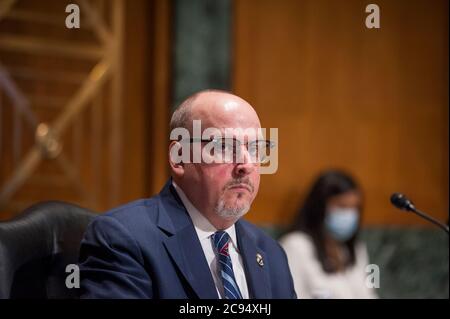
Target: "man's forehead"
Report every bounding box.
[195,105,260,128]
[203,127,265,141]
[201,116,261,130]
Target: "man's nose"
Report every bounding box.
[233,145,256,177]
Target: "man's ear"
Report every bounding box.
[168,140,185,177]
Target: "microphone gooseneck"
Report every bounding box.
[390,193,449,234]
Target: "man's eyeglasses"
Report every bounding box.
[181,137,275,164]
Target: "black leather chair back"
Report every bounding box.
[0,201,95,298]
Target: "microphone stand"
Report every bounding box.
[410,207,449,234]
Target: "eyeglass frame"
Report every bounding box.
[177,137,276,164]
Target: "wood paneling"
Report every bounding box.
[0,0,171,220]
[232,0,448,227]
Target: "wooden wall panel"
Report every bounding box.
[232,0,448,227]
[0,0,171,220]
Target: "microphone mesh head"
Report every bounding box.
[390,193,414,211]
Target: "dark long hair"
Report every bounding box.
[290,170,363,273]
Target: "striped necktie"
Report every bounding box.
[212,230,243,299]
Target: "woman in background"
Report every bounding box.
[280,170,378,299]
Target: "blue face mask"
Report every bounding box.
[324,207,359,241]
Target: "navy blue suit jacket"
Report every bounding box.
[78,180,297,299]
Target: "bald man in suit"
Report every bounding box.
[78,90,296,299]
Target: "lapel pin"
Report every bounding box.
[256,253,264,267]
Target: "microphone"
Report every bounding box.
[390,193,449,234]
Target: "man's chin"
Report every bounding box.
[215,201,251,220]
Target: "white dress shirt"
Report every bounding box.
[172,181,250,299]
[280,231,378,299]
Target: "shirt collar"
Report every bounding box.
[172,181,237,246]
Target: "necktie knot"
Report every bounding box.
[213,230,230,256]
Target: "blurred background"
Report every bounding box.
[0,0,448,298]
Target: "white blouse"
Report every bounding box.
[280,231,378,299]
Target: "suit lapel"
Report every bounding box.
[157,181,218,299]
[163,224,218,299]
[235,221,271,299]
